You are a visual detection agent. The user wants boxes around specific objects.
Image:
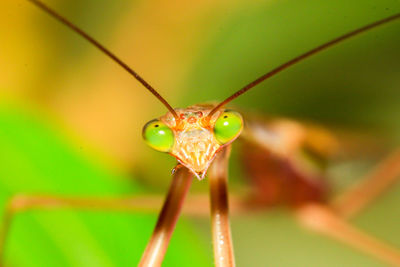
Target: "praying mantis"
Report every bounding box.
[1,0,400,266]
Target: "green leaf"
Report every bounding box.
[0,103,211,266]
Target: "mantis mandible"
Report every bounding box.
[1,0,400,266]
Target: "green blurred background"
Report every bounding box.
[1,0,400,266]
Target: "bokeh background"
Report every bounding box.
[1,0,400,266]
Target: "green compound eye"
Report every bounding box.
[142,120,175,152]
[213,110,243,144]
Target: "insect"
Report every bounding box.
[2,0,400,267]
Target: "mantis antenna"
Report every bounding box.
[208,12,400,118]
[26,0,179,121]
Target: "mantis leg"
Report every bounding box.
[331,149,400,218]
[296,204,400,266]
[139,167,193,267]
[1,186,218,265]
[0,194,167,264]
[295,149,400,267]
[208,146,236,267]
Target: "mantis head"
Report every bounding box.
[142,105,243,179]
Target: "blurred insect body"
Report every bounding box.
[1,0,400,267]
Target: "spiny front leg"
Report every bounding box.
[139,167,193,267]
[209,146,235,267]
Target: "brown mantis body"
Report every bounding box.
[1,0,400,266]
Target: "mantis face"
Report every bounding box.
[142,105,243,179]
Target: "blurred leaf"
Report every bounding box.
[0,102,211,266]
